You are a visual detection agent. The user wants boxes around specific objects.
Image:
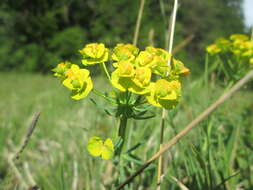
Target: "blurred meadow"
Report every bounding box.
[0,0,253,190]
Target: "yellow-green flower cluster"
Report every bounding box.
[52,62,93,100]
[206,34,253,68]
[53,43,189,109]
[110,44,189,109]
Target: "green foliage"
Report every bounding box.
[0,0,245,72]
[0,71,253,189]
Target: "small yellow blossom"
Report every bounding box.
[87,136,114,160]
[206,44,221,55]
[52,61,72,78]
[62,64,93,100]
[112,43,139,62]
[135,51,155,68]
[111,64,151,95]
[80,43,109,65]
[146,79,181,109]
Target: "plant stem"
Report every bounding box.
[116,116,128,157]
[156,109,166,189]
[100,62,111,81]
[157,0,178,188]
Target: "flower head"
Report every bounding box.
[112,43,139,62]
[87,136,114,160]
[52,61,72,78]
[62,64,93,100]
[146,79,181,109]
[80,43,109,65]
[206,44,221,55]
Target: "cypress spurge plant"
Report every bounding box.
[206,33,253,84]
[52,42,189,185]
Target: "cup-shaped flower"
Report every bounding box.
[62,64,93,100]
[150,56,170,77]
[117,61,135,77]
[111,63,151,95]
[146,79,181,109]
[52,61,72,78]
[135,51,155,68]
[79,43,109,65]
[87,136,114,160]
[206,44,221,55]
[170,59,190,79]
[145,46,172,76]
[112,43,139,62]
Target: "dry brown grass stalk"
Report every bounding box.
[133,0,145,46]
[15,112,41,160]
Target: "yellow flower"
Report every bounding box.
[112,43,139,62]
[206,44,221,55]
[52,61,72,78]
[111,63,151,95]
[171,59,190,77]
[117,61,135,77]
[87,136,114,160]
[230,34,249,42]
[146,79,181,109]
[150,56,170,76]
[62,64,93,100]
[135,51,155,68]
[145,46,171,76]
[79,43,109,65]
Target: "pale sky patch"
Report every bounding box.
[243,0,253,27]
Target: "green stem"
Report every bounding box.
[100,62,111,81]
[116,116,128,157]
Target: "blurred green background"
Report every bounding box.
[1,0,253,190]
[0,0,247,73]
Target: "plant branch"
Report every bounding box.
[116,69,253,190]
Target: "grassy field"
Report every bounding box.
[0,72,253,190]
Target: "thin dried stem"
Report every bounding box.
[24,162,36,186]
[116,70,253,190]
[15,112,41,160]
[172,34,195,54]
[157,0,178,189]
[133,0,145,46]
[7,153,28,189]
[72,160,78,190]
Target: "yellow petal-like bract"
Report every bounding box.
[87,136,114,160]
[62,64,93,100]
[80,43,109,65]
